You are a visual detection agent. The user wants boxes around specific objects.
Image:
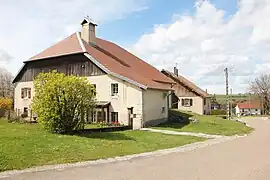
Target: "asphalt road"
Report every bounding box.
[2,117,270,180]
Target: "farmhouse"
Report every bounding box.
[162,68,211,115]
[12,17,175,129]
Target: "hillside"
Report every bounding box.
[212,94,258,105]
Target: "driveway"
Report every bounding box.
[2,117,270,180]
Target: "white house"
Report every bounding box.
[235,102,262,116]
[12,17,175,129]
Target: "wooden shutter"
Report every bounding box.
[190,99,193,106]
[181,99,184,106]
[28,88,31,99]
[21,88,24,98]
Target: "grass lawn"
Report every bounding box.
[84,123,107,129]
[154,110,253,136]
[0,119,204,172]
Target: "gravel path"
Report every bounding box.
[140,128,226,139]
[2,117,270,180]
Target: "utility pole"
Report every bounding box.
[230,88,233,118]
[249,93,251,115]
[224,68,230,120]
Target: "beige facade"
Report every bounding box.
[162,69,211,115]
[178,96,211,115]
[87,74,144,129]
[14,74,168,129]
[14,81,34,116]
[142,89,168,126]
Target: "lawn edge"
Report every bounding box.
[0,135,246,179]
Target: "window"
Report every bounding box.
[23,107,28,114]
[111,112,118,123]
[255,109,258,111]
[204,98,206,105]
[161,107,165,113]
[181,98,193,107]
[21,88,31,99]
[92,84,96,96]
[111,83,118,96]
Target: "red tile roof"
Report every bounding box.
[22,32,174,90]
[29,33,84,61]
[237,102,261,109]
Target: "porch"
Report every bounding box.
[87,101,111,123]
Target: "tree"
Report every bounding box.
[32,71,96,134]
[0,68,13,98]
[249,74,270,114]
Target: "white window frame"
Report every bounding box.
[111,83,119,96]
[182,98,193,107]
[22,88,31,99]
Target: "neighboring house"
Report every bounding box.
[12,17,175,129]
[162,68,211,115]
[211,102,221,110]
[235,101,262,116]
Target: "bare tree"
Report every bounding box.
[249,74,270,114]
[0,68,14,98]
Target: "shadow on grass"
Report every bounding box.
[155,109,193,129]
[73,131,136,141]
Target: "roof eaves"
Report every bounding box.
[84,53,147,90]
[162,69,208,98]
[12,64,26,83]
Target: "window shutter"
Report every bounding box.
[190,99,193,106]
[21,88,24,98]
[28,88,31,99]
[181,99,184,106]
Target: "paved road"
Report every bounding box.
[2,117,270,180]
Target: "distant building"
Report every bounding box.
[235,101,262,116]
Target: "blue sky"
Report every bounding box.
[99,0,238,46]
[1,0,270,94]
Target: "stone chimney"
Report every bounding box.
[174,67,178,76]
[81,16,97,45]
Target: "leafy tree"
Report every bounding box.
[0,97,12,117]
[32,71,96,134]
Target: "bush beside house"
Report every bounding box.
[32,71,96,134]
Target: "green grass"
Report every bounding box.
[154,110,253,136]
[212,94,258,104]
[84,123,107,129]
[0,119,204,172]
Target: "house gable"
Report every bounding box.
[13,54,105,83]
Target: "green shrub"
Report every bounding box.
[32,71,96,134]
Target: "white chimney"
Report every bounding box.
[81,16,97,45]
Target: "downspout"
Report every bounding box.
[166,90,174,120]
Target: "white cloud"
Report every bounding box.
[131,0,270,94]
[0,0,146,73]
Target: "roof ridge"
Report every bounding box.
[76,32,86,52]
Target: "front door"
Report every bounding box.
[128,107,133,127]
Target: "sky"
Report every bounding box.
[0,0,270,94]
